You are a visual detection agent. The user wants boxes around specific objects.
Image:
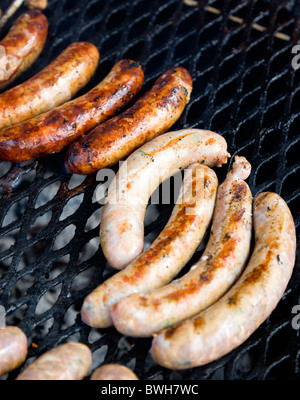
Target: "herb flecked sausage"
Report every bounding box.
[0,326,27,377]
[99,129,229,270]
[0,59,144,162]
[151,192,296,370]
[0,41,100,130]
[16,342,92,380]
[110,156,253,337]
[81,163,218,328]
[0,10,48,90]
[64,66,193,175]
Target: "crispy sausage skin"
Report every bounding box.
[16,342,92,380]
[0,42,100,130]
[81,164,218,328]
[90,364,139,380]
[0,326,27,377]
[110,156,253,337]
[151,192,296,370]
[0,59,144,162]
[0,10,48,90]
[99,129,229,270]
[64,66,193,175]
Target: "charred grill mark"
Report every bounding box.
[164,324,178,339]
[231,181,247,202]
[81,140,91,150]
[204,177,210,188]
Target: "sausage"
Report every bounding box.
[0,326,27,377]
[64,66,193,175]
[151,191,297,370]
[90,364,139,380]
[0,41,100,130]
[26,0,48,9]
[0,10,48,90]
[0,59,144,162]
[16,342,92,380]
[99,128,229,270]
[110,156,253,337]
[81,164,218,328]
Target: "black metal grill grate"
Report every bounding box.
[0,0,299,380]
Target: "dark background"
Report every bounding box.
[0,0,299,380]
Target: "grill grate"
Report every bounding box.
[0,0,299,380]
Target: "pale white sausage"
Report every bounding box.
[81,163,218,328]
[100,128,229,270]
[151,192,296,370]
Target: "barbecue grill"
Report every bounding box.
[0,0,299,380]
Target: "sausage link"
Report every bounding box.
[16,342,92,380]
[0,41,100,130]
[151,192,296,370]
[90,364,139,380]
[26,0,48,9]
[0,59,144,162]
[110,156,252,337]
[99,129,229,270]
[81,164,218,328]
[0,326,27,377]
[64,66,193,175]
[0,10,48,90]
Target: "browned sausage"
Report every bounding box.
[0,41,100,130]
[90,364,139,380]
[0,10,48,90]
[64,66,193,175]
[0,59,144,162]
[0,326,27,377]
[16,342,92,380]
[151,192,297,370]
